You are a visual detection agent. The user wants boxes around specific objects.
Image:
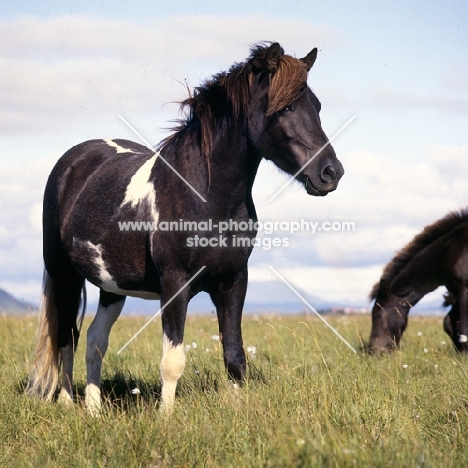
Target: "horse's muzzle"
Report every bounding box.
[304,172,343,196]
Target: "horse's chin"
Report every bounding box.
[304,176,330,197]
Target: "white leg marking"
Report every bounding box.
[85,383,102,417]
[459,334,468,343]
[160,334,186,414]
[58,345,74,405]
[120,154,159,222]
[85,299,125,415]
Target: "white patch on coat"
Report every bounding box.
[160,333,186,413]
[86,241,114,284]
[104,139,137,154]
[84,240,160,299]
[120,153,159,222]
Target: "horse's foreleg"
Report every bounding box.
[210,267,247,382]
[457,287,468,350]
[85,292,125,415]
[443,302,462,351]
[159,275,190,415]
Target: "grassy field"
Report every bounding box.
[1,312,468,467]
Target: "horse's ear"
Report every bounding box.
[264,42,283,73]
[251,42,284,74]
[301,48,318,71]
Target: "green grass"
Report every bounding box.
[1,312,468,467]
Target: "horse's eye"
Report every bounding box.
[282,106,292,114]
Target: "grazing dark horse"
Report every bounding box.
[27,42,344,413]
[369,208,468,353]
[442,292,468,352]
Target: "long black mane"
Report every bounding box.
[160,43,309,166]
[370,208,468,299]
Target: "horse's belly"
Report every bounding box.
[99,279,161,300]
[70,237,161,298]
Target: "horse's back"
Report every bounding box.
[43,139,160,290]
[47,139,151,199]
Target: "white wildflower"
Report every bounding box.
[247,345,257,357]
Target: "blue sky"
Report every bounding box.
[0,0,467,311]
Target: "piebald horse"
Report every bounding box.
[27,42,344,413]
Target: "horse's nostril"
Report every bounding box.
[321,165,336,183]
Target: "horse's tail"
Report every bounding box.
[26,270,59,400]
[26,269,87,400]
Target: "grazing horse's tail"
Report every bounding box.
[26,270,86,400]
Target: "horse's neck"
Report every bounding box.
[394,249,442,306]
[162,129,261,216]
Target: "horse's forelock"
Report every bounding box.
[267,55,308,117]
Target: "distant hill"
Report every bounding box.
[0,288,37,314]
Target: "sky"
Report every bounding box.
[0,0,467,313]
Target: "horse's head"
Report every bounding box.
[246,43,344,196]
[368,279,411,353]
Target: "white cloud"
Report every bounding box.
[248,144,468,305]
[371,87,468,113]
[1,13,466,310]
[29,203,42,233]
[0,15,341,60]
[0,14,341,136]
[249,264,383,305]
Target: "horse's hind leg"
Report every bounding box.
[55,269,85,404]
[85,290,125,415]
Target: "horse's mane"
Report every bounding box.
[370,208,468,299]
[159,43,308,180]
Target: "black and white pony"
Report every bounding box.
[27,42,344,413]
